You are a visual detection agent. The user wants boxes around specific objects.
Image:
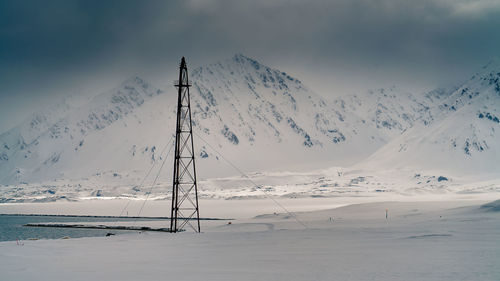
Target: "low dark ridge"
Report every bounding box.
[0,213,232,220]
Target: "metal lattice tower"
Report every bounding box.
[170,57,201,233]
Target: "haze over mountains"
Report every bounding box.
[362,60,500,176]
[0,54,499,186]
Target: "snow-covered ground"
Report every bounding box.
[1,199,499,281]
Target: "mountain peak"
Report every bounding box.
[230,53,266,72]
[192,54,303,89]
[232,53,254,62]
[470,58,500,82]
[121,76,149,89]
[481,57,500,71]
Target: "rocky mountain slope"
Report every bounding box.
[0,54,386,184]
[361,60,500,177]
[0,54,498,187]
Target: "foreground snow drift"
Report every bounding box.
[1,199,499,281]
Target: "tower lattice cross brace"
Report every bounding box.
[170,57,201,233]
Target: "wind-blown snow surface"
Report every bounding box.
[1,200,499,281]
[0,55,499,202]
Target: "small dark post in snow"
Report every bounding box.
[170,57,201,233]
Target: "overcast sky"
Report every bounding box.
[1,0,500,132]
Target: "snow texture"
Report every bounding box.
[1,199,499,281]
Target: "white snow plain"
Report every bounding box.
[1,198,499,281]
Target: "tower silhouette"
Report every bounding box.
[170,57,201,233]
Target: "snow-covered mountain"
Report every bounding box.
[361,60,500,177]
[0,54,386,185]
[187,54,390,172]
[332,86,452,138]
[1,54,499,188]
[0,76,165,184]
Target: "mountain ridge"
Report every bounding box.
[1,54,499,186]
[360,59,500,176]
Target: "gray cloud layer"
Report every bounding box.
[1,0,500,132]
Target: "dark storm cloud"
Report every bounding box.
[1,0,500,131]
